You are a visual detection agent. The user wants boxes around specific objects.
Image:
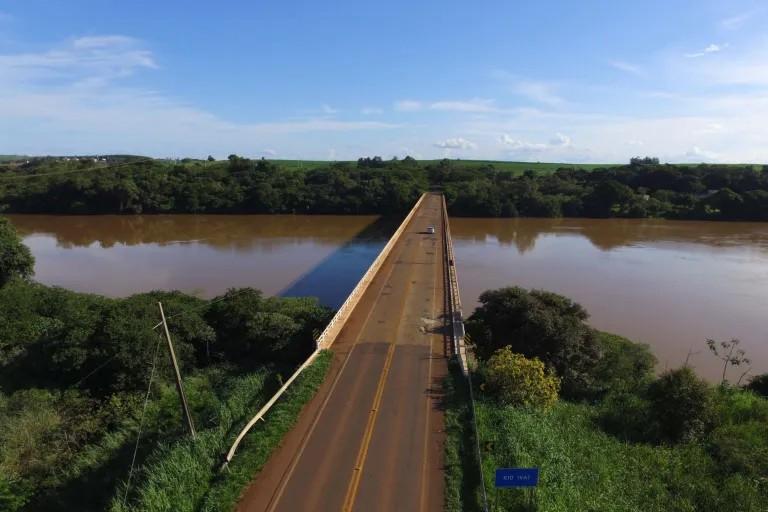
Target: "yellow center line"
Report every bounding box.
[264,217,413,512]
[419,211,441,510]
[342,227,421,512]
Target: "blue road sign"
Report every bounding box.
[495,468,539,488]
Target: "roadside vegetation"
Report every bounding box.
[1,155,768,220]
[448,286,768,511]
[0,218,333,511]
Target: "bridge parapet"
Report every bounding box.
[441,196,470,375]
[315,193,428,349]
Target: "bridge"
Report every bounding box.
[232,192,468,512]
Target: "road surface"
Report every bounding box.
[237,192,448,512]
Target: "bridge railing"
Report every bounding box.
[316,192,427,349]
[441,196,490,511]
[222,192,427,468]
[441,195,469,375]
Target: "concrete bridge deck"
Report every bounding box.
[237,192,448,512]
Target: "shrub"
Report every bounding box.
[592,332,656,396]
[647,367,715,443]
[483,347,559,409]
[746,373,768,397]
[0,217,34,287]
[708,421,768,478]
[598,389,655,442]
[466,287,599,399]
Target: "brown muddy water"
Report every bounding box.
[6,214,768,381]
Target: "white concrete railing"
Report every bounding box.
[441,195,469,376]
[222,193,428,468]
[315,192,427,349]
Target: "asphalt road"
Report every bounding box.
[237,193,448,512]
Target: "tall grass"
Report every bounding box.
[199,350,331,511]
[443,361,483,512]
[110,351,331,512]
[473,399,766,512]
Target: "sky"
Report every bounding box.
[1,0,767,163]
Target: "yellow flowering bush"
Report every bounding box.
[485,347,560,409]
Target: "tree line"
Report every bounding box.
[1,155,767,220]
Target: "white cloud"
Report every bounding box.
[684,43,726,58]
[394,100,422,111]
[500,132,574,154]
[320,104,337,114]
[394,98,499,113]
[361,106,382,115]
[0,34,157,86]
[499,134,547,152]
[609,60,645,77]
[433,137,477,150]
[721,10,759,30]
[550,133,572,147]
[513,81,564,106]
[429,98,496,112]
[685,146,719,161]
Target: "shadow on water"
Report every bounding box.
[278,216,402,309]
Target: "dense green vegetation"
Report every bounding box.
[1,155,767,220]
[453,286,768,511]
[0,215,334,511]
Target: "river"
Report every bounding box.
[6,214,768,381]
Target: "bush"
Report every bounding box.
[647,367,715,443]
[0,217,34,287]
[466,287,599,399]
[708,421,768,478]
[483,347,559,409]
[746,373,768,397]
[592,332,656,396]
[598,390,655,442]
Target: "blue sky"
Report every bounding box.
[1,0,767,162]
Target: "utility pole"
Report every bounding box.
[157,302,197,439]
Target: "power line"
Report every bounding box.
[0,157,157,181]
[122,332,164,507]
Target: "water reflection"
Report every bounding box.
[5,214,390,301]
[451,217,768,254]
[7,214,382,251]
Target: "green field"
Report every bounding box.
[267,158,763,174]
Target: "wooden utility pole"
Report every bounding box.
[157,302,197,439]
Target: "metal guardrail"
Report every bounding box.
[441,195,469,375]
[222,193,428,468]
[441,196,489,512]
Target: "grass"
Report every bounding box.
[110,350,332,512]
[443,361,484,512]
[468,398,766,512]
[199,350,331,511]
[422,160,616,174]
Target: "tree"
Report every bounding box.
[746,374,768,397]
[647,367,714,443]
[483,347,559,409]
[207,155,215,162]
[466,287,601,398]
[205,288,328,364]
[583,180,635,217]
[0,218,34,287]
